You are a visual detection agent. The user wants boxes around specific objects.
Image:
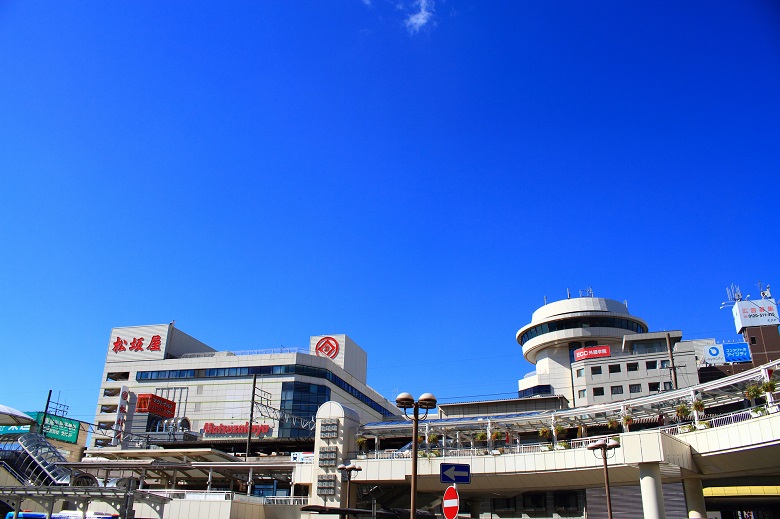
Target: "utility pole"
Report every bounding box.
[40,390,52,438]
[245,374,257,460]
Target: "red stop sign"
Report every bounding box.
[443,486,459,519]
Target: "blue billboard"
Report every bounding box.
[723,342,752,363]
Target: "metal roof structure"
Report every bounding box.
[359,359,779,440]
[60,448,298,486]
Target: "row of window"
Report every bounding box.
[519,316,647,345]
[576,360,670,378]
[492,491,579,512]
[580,381,673,398]
[134,364,394,417]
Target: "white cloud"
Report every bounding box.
[405,0,434,33]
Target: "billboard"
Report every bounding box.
[106,324,169,363]
[723,342,752,363]
[136,394,176,418]
[573,345,611,361]
[703,344,726,365]
[732,299,779,333]
[0,413,80,443]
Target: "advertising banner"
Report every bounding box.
[732,300,779,332]
[106,324,169,363]
[112,386,129,446]
[38,413,80,443]
[573,345,611,362]
[704,344,725,365]
[136,394,176,418]
[723,342,752,363]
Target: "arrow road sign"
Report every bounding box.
[443,486,459,519]
[440,463,470,484]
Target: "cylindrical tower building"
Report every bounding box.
[516,297,648,405]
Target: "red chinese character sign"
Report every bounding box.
[732,299,780,333]
[106,325,169,363]
[315,336,340,359]
[112,385,130,446]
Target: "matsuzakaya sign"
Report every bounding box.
[202,422,272,437]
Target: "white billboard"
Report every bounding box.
[732,299,779,332]
[703,344,725,365]
[106,324,169,363]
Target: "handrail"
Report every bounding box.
[365,404,778,459]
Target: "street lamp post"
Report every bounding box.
[587,438,621,519]
[396,392,437,519]
[337,463,362,508]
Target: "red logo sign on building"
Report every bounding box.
[111,335,163,354]
[136,394,177,419]
[315,336,340,359]
[574,345,611,362]
[443,486,459,519]
[203,422,271,437]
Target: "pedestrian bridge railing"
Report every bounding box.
[363,405,779,460]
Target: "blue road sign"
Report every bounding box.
[440,463,470,484]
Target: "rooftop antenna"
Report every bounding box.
[761,284,772,300]
[544,295,548,305]
[579,287,594,298]
[567,288,571,299]
[624,300,628,309]
[721,283,743,309]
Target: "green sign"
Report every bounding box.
[36,413,80,444]
[0,412,80,443]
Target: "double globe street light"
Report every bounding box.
[395,392,437,519]
[587,438,621,519]
[337,463,362,508]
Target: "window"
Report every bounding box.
[629,384,642,394]
[611,385,623,395]
[609,364,621,374]
[522,493,546,511]
[660,360,670,369]
[627,362,638,372]
[554,491,579,512]
[591,366,602,375]
[750,336,757,345]
[576,368,584,378]
[663,381,673,391]
[578,389,586,398]
[648,382,660,392]
[593,387,605,397]
[646,360,657,370]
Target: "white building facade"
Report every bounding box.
[518,296,699,407]
[92,324,399,449]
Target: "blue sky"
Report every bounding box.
[1,1,778,422]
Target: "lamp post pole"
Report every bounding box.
[337,463,362,508]
[587,438,620,519]
[396,392,437,519]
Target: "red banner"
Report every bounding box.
[136,394,176,418]
[574,345,611,361]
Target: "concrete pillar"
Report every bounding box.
[683,478,707,518]
[639,462,666,519]
[467,498,483,519]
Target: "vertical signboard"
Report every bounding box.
[112,385,129,446]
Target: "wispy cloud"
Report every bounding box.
[405,0,434,33]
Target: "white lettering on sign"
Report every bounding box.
[574,345,612,362]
